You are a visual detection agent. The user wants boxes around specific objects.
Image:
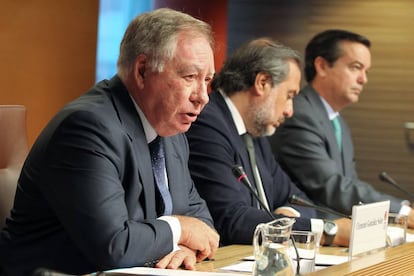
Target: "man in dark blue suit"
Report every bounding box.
[186,38,351,246]
[0,8,218,276]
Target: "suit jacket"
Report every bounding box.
[270,85,403,218]
[186,91,316,246]
[0,76,213,276]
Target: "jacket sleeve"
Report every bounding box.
[39,110,174,270]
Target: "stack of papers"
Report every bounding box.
[102,267,245,275]
[219,253,348,273]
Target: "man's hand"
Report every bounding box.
[332,218,351,247]
[175,216,219,262]
[274,206,300,217]
[407,209,414,228]
[319,218,351,246]
[156,245,197,270]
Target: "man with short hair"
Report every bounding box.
[270,29,414,225]
[0,8,219,276]
[187,38,351,247]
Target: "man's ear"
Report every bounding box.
[314,56,329,77]
[253,72,271,96]
[133,54,147,89]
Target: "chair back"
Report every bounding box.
[0,105,29,229]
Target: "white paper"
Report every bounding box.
[387,226,405,246]
[241,254,347,266]
[406,232,414,242]
[219,261,254,273]
[315,253,348,266]
[220,253,348,273]
[102,266,246,275]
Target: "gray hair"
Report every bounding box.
[211,38,301,96]
[117,8,214,78]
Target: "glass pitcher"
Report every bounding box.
[253,217,296,276]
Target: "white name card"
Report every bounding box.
[349,200,390,259]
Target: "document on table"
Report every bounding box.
[406,232,414,242]
[100,266,246,275]
[219,254,348,273]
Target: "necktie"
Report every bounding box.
[332,116,342,151]
[242,133,270,211]
[149,136,173,216]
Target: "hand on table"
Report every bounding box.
[407,208,414,229]
[175,215,219,262]
[156,245,197,270]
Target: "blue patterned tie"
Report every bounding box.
[332,116,342,151]
[149,136,173,216]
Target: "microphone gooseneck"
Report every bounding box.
[288,194,351,219]
[379,171,414,200]
[232,164,300,275]
[232,165,274,220]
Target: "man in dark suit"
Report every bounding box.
[0,8,219,276]
[186,38,351,247]
[270,30,414,225]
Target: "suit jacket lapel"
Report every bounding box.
[304,86,344,173]
[210,92,257,204]
[211,92,251,169]
[108,76,157,219]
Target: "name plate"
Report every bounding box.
[349,200,390,258]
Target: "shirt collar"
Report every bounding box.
[219,90,246,135]
[319,95,340,120]
[129,93,157,143]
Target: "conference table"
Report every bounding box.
[195,241,414,275]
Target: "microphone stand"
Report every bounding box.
[232,165,300,275]
[288,194,352,219]
[379,171,414,201]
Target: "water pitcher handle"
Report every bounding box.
[253,223,266,257]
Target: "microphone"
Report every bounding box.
[232,165,275,220]
[232,165,301,275]
[379,171,414,200]
[288,194,351,219]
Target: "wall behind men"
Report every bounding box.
[0,0,99,145]
[228,0,414,198]
[0,0,227,147]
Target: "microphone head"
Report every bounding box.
[379,171,397,185]
[288,194,302,205]
[232,165,246,179]
[288,194,314,207]
[379,171,388,181]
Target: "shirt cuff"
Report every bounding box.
[158,216,181,252]
[399,203,411,216]
[310,218,324,247]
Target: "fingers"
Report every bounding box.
[156,246,196,270]
[176,216,220,261]
[274,207,299,217]
[407,210,414,228]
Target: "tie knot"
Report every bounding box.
[149,136,164,162]
[332,116,340,128]
[149,135,162,151]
